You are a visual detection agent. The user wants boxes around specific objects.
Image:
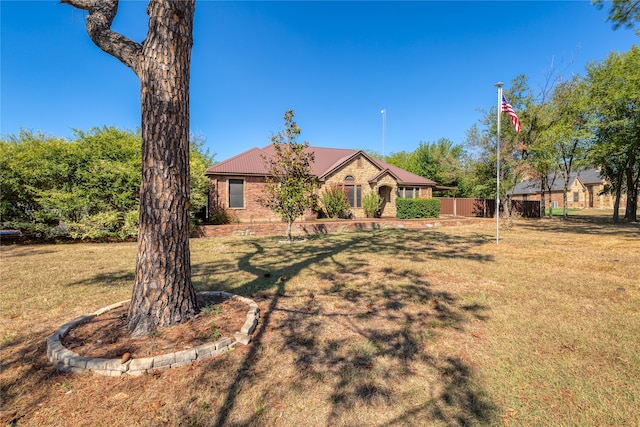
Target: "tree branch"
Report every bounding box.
[61,0,143,73]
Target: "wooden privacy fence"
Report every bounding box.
[435,198,540,218]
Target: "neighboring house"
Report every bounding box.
[510,168,621,209]
[205,145,439,222]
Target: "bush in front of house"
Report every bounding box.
[362,191,382,218]
[396,198,441,219]
[321,183,351,218]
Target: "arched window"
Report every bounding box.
[343,176,361,207]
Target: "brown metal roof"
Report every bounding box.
[205,147,271,176]
[205,145,437,187]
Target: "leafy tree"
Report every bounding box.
[384,150,413,171]
[550,75,593,219]
[594,0,640,31]
[516,64,568,218]
[461,124,497,199]
[61,0,197,337]
[464,76,530,223]
[1,130,76,229]
[260,110,317,242]
[386,138,469,193]
[521,101,560,217]
[189,134,217,223]
[586,46,640,222]
[1,127,214,237]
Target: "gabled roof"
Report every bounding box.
[206,145,437,187]
[510,168,602,195]
[205,147,271,176]
[372,160,436,186]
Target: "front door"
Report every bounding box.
[377,186,392,217]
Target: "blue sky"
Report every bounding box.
[1,1,637,162]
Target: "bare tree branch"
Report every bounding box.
[61,0,143,73]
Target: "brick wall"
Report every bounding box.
[209,175,281,223]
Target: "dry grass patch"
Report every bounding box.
[1,213,639,426]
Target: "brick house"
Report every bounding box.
[205,145,438,222]
[509,168,622,209]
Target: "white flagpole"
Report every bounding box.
[381,109,386,158]
[494,82,503,245]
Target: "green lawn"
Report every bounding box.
[1,213,639,426]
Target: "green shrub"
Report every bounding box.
[320,183,351,218]
[0,220,60,240]
[396,198,440,219]
[362,191,382,218]
[120,209,139,239]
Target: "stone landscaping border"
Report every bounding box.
[46,291,259,376]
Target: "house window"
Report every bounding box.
[228,179,244,208]
[406,188,414,199]
[573,192,579,202]
[399,187,420,198]
[345,184,362,208]
[343,176,361,207]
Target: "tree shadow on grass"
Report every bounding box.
[1,228,497,426]
[185,228,498,426]
[64,270,135,288]
[516,215,640,237]
[0,325,62,425]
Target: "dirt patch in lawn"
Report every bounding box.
[61,294,248,359]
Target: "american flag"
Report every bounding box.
[501,95,521,134]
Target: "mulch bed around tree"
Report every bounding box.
[61,294,248,359]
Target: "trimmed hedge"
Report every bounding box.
[396,198,441,219]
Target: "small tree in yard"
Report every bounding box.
[260,110,317,242]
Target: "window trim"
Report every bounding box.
[398,186,421,199]
[345,183,362,208]
[228,178,245,209]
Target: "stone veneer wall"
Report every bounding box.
[323,155,382,217]
[512,183,625,209]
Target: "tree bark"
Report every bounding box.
[287,220,293,242]
[612,168,624,223]
[624,157,638,222]
[539,175,547,218]
[63,0,198,337]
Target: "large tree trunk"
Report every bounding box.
[129,0,197,337]
[624,160,638,222]
[63,0,198,337]
[613,187,622,223]
[539,176,547,218]
[562,174,570,220]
